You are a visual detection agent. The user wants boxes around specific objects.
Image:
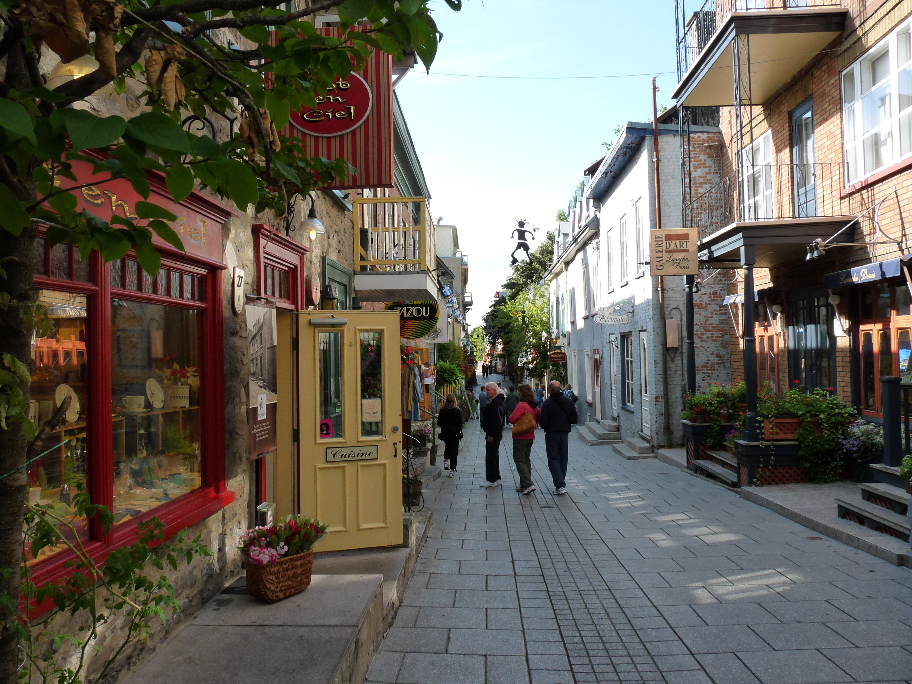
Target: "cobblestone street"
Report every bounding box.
[367,412,912,684]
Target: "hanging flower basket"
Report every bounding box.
[246,550,314,603]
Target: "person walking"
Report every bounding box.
[538,381,578,495]
[534,384,544,406]
[509,384,541,495]
[437,393,463,478]
[466,388,477,419]
[478,385,490,431]
[564,383,578,403]
[479,382,505,487]
[505,385,519,427]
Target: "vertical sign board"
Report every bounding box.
[282,27,393,189]
[649,229,699,276]
[247,303,278,456]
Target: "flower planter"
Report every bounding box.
[762,416,820,441]
[735,440,808,486]
[403,481,421,508]
[682,420,735,470]
[843,454,873,483]
[246,550,313,603]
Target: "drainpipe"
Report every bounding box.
[653,77,672,450]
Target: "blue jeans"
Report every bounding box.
[544,432,569,489]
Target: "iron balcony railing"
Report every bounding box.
[676,0,844,80]
[685,162,843,240]
[353,196,436,274]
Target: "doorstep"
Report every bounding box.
[739,482,911,568]
[119,512,432,684]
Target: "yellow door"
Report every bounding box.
[297,310,403,551]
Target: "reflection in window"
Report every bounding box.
[360,332,383,437]
[861,331,875,410]
[111,300,201,523]
[319,331,343,438]
[899,329,912,382]
[28,291,90,559]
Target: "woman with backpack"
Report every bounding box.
[509,384,541,495]
[437,393,464,477]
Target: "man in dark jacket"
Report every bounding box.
[538,381,578,495]
[479,382,505,487]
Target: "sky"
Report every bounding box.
[395,0,679,331]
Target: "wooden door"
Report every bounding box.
[297,310,403,551]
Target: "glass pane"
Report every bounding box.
[842,69,855,105]
[897,284,911,317]
[110,258,123,289]
[171,271,181,298]
[861,286,874,319]
[125,259,139,291]
[360,331,383,437]
[900,29,911,67]
[28,291,89,561]
[280,270,290,300]
[871,51,890,86]
[758,338,766,381]
[195,276,205,302]
[899,65,912,113]
[863,128,891,174]
[142,269,154,294]
[898,329,912,381]
[319,331,343,439]
[879,328,893,378]
[183,273,192,300]
[34,238,47,276]
[157,268,169,296]
[861,330,875,410]
[73,252,91,282]
[111,300,201,523]
[876,283,891,319]
[901,111,912,157]
[50,243,70,280]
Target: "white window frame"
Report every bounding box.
[635,198,646,276]
[605,228,613,291]
[843,20,912,184]
[621,333,634,408]
[739,130,773,220]
[620,215,628,284]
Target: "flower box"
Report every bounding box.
[246,550,313,603]
[762,416,821,441]
[403,481,421,509]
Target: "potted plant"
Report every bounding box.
[239,515,328,602]
[899,454,912,495]
[840,420,883,482]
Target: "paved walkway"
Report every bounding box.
[367,409,912,684]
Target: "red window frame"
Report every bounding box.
[253,224,308,310]
[29,236,233,609]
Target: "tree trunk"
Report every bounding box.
[0,44,39,684]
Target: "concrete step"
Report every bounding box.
[656,448,687,471]
[837,497,910,543]
[707,450,737,468]
[860,482,909,516]
[586,421,618,440]
[693,459,739,487]
[598,419,620,433]
[623,437,652,455]
[574,425,619,446]
[612,442,654,461]
[870,463,907,490]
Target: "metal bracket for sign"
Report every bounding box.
[903,262,912,302]
[307,318,347,326]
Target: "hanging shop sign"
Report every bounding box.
[594,299,634,325]
[282,27,393,189]
[549,351,567,364]
[386,301,439,339]
[650,228,699,276]
[246,302,278,456]
[290,73,372,137]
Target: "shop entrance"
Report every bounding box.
[293,310,403,551]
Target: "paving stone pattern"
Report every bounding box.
[367,399,912,684]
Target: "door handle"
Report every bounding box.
[393,442,398,458]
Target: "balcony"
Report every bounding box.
[463,291,473,310]
[689,162,854,266]
[352,196,438,302]
[674,0,847,107]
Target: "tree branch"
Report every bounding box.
[53,27,152,104]
[185,0,347,35]
[126,0,345,27]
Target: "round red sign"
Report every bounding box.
[290,73,372,137]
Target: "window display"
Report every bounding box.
[111,300,201,523]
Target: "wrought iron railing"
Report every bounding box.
[685,162,843,240]
[676,0,845,79]
[354,197,435,274]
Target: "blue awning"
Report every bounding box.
[822,258,901,288]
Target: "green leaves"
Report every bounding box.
[0,183,29,236]
[165,165,194,203]
[0,99,37,146]
[125,113,191,153]
[56,110,127,152]
[225,160,258,211]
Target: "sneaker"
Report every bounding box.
[443,460,450,471]
[515,486,523,492]
[447,471,455,478]
[554,487,567,495]
[494,480,502,487]
[522,485,537,495]
[480,481,497,488]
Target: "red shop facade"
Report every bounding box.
[28,161,235,589]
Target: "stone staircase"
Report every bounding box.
[693,450,739,487]
[611,436,654,461]
[836,465,910,543]
[575,419,622,446]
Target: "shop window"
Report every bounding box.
[254,224,307,310]
[620,215,629,283]
[621,333,634,408]
[787,289,834,390]
[111,300,201,522]
[857,281,912,414]
[319,331,343,438]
